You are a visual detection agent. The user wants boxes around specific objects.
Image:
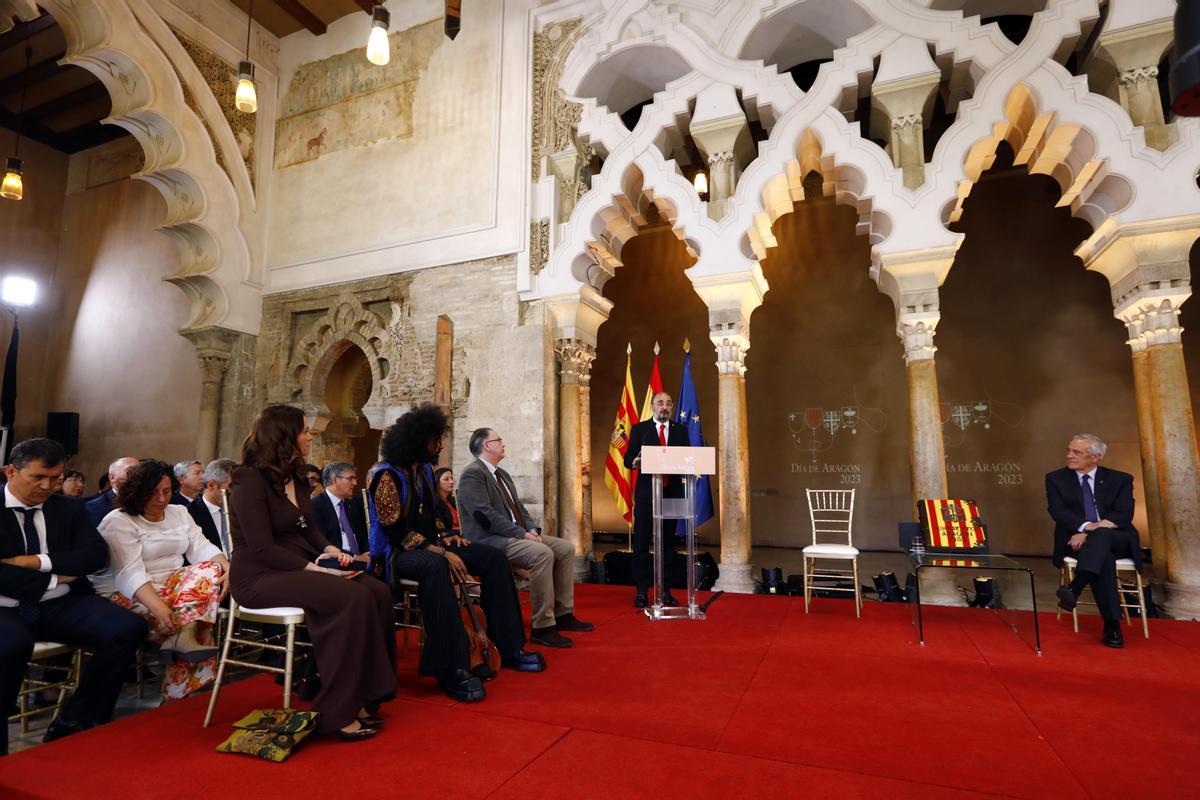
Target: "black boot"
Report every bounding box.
[1102,621,1124,649]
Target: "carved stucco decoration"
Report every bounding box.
[531,17,589,182]
[170,28,257,192]
[529,219,550,276]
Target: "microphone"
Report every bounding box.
[698,591,724,613]
[472,510,491,530]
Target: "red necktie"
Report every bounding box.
[658,423,667,446]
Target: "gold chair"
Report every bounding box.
[8,643,82,733]
[803,488,861,617]
[1057,556,1149,639]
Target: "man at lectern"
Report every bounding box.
[624,391,690,609]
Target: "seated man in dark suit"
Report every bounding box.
[1046,433,1142,648]
[171,460,204,506]
[83,456,137,528]
[312,461,369,558]
[1,439,148,755]
[187,458,236,553]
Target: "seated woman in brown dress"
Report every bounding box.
[228,404,396,742]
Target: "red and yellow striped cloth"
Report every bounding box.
[919,499,987,551]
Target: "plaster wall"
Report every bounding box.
[266,0,529,292]
[0,135,68,447]
[45,141,202,484]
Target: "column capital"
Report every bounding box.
[711,325,749,376]
[182,326,239,380]
[898,318,939,363]
[1118,292,1188,349]
[555,338,596,386]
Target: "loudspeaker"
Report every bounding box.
[1172,1,1200,116]
[601,550,635,586]
[46,412,80,455]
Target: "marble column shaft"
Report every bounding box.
[555,339,595,581]
[1129,347,1166,583]
[712,334,754,593]
[900,321,948,510]
[196,356,229,463]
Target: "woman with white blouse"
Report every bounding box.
[95,459,230,700]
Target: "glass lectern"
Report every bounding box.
[642,445,716,620]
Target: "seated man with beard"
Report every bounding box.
[368,404,545,702]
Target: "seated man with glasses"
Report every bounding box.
[458,428,591,648]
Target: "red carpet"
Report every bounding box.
[2,584,1195,799]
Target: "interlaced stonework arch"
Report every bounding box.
[44,0,261,336]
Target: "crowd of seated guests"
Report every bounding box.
[5,404,582,753]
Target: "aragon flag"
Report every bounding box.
[676,341,714,527]
[603,345,638,523]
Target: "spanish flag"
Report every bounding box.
[603,345,638,523]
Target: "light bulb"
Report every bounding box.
[367,6,391,66]
[235,60,257,114]
[693,171,708,197]
[1,157,23,201]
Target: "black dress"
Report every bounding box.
[228,466,396,733]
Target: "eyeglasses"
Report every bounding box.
[307,476,322,486]
[486,438,504,445]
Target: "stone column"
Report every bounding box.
[1119,294,1200,617]
[183,327,239,463]
[693,270,767,594]
[711,330,753,593]
[871,37,941,190]
[555,338,596,581]
[899,318,948,503]
[1125,320,1167,585]
[1090,18,1175,151]
[1085,219,1200,618]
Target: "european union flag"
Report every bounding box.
[676,347,714,528]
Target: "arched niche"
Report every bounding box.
[317,341,382,477]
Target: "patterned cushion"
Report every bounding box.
[215,709,319,761]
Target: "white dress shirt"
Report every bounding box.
[93,504,221,599]
[0,486,67,607]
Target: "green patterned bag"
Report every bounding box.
[215,708,320,761]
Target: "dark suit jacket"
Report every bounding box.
[624,418,690,502]
[84,489,117,529]
[187,496,223,550]
[170,492,193,507]
[1045,466,1140,569]
[458,458,534,551]
[311,491,369,554]
[1,494,109,602]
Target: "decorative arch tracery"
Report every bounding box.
[44,0,260,336]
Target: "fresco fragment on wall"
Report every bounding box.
[275,18,443,169]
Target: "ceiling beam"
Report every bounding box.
[0,14,55,52]
[0,105,64,151]
[351,0,374,14]
[274,0,326,36]
[0,50,67,99]
[24,82,109,122]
